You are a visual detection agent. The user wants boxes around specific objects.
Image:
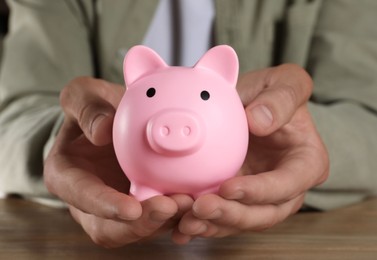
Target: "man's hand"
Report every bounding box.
[173,64,329,244]
[44,77,193,248]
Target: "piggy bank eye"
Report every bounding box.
[200,90,210,101]
[146,87,156,98]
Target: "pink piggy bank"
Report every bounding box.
[113,45,249,201]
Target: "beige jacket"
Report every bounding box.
[1,0,377,210]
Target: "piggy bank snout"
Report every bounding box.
[146,110,205,156]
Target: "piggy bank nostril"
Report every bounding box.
[182,126,191,136]
[161,126,170,136]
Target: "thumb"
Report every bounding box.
[82,107,115,146]
[60,77,119,146]
[240,64,313,136]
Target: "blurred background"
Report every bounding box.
[0,0,7,198]
[0,0,8,61]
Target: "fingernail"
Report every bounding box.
[90,114,107,136]
[250,105,273,129]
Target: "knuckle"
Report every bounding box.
[279,64,313,102]
[59,76,93,107]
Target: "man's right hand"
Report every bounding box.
[44,77,193,248]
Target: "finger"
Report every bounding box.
[219,147,327,205]
[181,194,304,237]
[177,210,239,239]
[237,67,271,104]
[240,64,313,136]
[169,194,194,219]
[69,205,146,248]
[178,211,208,236]
[69,205,131,248]
[141,195,179,223]
[69,196,178,248]
[44,156,142,221]
[131,196,178,237]
[60,77,124,146]
[171,228,193,245]
[176,195,236,237]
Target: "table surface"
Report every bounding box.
[1,197,377,260]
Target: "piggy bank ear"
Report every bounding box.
[123,45,167,87]
[194,45,239,87]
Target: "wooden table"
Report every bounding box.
[1,197,377,259]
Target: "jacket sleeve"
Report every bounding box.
[0,0,93,198]
[305,0,377,210]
